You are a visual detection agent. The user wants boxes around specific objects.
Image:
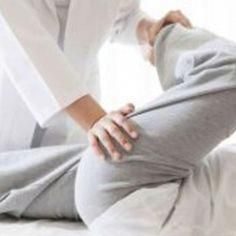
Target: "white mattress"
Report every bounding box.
[0,217,90,236]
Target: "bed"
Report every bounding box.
[0,216,90,236]
[1,142,236,236]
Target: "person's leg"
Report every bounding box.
[75,24,236,225]
[0,144,85,220]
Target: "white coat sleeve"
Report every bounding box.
[0,1,88,128]
[110,0,146,45]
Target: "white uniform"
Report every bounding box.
[0,0,144,152]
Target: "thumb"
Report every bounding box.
[119,103,135,116]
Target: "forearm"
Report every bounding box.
[66,95,106,131]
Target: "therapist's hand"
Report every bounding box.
[148,10,192,46]
[88,103,138,161]
[137,10,192,64]
[66,95,138,161]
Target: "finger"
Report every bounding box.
[88,132,105,160]
[110,113,138,139]
[178,11,193,28]
[172,11,190,28]
[149,18,166,45]
[103,119,133,152]
[175,11,192,28]
[96,128,121,161]
[119,103,135,116]
[167,11,191,28]
[167,13,187,26]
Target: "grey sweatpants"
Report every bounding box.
[0,145,83,220]
[1,23,236,225]
[76,24,236,225]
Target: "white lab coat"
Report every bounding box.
[0,0,144,152]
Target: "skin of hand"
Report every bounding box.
[137,10,192,64]
[88,103,139,161]
[66,95,138,161]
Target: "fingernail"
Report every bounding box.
[131,131,138,139]
[124,143,132,151]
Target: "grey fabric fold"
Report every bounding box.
[0,144,85,220]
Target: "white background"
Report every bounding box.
[99,0,236,144]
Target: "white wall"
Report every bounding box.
[99,0,236,142]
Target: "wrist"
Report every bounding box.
[66,95,107,131]
[136,18,154,45]
[137,17,166,47]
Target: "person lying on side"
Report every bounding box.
[76,23,236,226]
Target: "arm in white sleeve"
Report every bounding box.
[0,1,88,127]
[110,0,146,45]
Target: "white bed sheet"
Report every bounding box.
[90,143,236,236]
[2,143,236,236]
[0,217,90,236]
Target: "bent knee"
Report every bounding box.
[74,140,191,225]
[74,147,142,225]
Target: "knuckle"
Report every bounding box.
[173,11,180,17]
[101,133,108,141]
[118,114,126,123]
[121,138,128,145]
[124,104,131,110]
[110,125,119,134]
[129,104,135,110]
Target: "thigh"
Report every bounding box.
[76,89,236,225]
